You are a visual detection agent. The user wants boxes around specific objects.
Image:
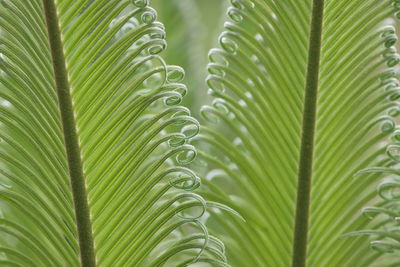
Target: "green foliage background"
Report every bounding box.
[152,0,226,114]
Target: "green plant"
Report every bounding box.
[0,0,227,266]
[2,0,400,266]
[191,0,400,266]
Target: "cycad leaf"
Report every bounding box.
[195,0,400,266]
[0,0,225,266]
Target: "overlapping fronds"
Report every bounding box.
[193,0,400,266]
[0,0,226,266]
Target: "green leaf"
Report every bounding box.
[194,0,400,266]
[0,0,226,266]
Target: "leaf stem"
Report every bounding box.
[292,0,325,266]
[42,0,96,266]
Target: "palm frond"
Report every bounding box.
[0,0,225,265]
[194,0,400,266]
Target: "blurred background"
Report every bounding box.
[151,0,228,116]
